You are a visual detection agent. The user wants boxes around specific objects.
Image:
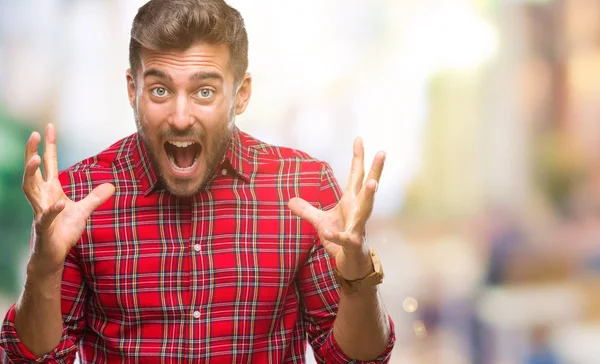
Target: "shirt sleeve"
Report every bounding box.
[0,247,89,363]
[298,162,396,364]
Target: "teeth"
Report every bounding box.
[168,141,195,148]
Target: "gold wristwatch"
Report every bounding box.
[335,248,384,293]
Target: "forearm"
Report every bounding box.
[333,286,390,360]
[14,260,64,357]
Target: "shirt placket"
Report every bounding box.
[176,197,193,361]
[190,193,206,360]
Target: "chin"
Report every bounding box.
[164,181,204,198]
[160,169,207,197]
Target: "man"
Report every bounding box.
[0,0,395,362]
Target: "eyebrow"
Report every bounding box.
[142,69,173,81]
[189,71,224,83]
[142,69,224,83]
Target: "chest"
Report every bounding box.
[77,188,316,322]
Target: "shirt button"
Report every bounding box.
[193,310,201,319]
[193,244,201,252]
[221,168,228,176]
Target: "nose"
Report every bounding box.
[168,95,194,131]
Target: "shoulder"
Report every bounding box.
[238,129,329,176]
[236,130,342,207]
[58,134,137,199]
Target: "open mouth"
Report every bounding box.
[164,141,202,171]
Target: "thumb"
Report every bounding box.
[78,183,115,216]
[288,197,322,227]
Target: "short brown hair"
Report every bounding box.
[129,0,248,82]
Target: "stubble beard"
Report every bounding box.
[133,104,235,197]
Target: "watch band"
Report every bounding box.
[335,248,384,293]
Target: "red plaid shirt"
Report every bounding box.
[1,127,395,363]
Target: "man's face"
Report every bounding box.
[127,42,251,197]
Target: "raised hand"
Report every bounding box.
[288,138,385,281]
[22,124,115,274]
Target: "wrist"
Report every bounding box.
[340,245,373,279]
[23,261,64,301]
[27,255,64,279]
[336,248,384,294]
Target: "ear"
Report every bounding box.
[235,72,252,115]
[126,69,136,108]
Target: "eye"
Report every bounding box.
[197,89,214,98]
[151,87,169,98]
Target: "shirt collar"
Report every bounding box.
[133,126,253,196]
[223,126,252,184]
[133,134,161,196]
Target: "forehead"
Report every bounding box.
[138,42,233,80]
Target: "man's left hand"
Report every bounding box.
[288,138,385,281]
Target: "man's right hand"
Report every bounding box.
[22,123,115,275]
